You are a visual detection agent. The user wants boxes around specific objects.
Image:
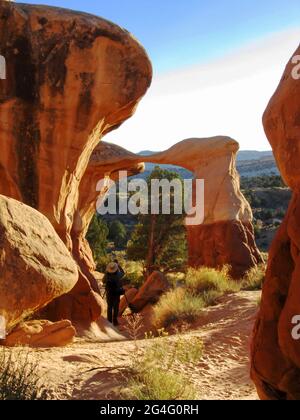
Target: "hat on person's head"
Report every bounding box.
[106,262,119,274]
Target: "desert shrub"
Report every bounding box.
[116,254,145,288]
[0,348,46,400]
[123,267,145,289]
[126,367,195,400]
[166,272,186,288]
[144,336,203,368]
[185,266,240,297]
[96,254,111,273]
[261,252,269,264]
[153,267,241,329]
[153,288,204,329]
[242,264,266,291]
[125,336,202,400]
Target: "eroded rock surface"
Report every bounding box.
[0,1,152,333]
[0,195,78,333]
[251,44,300,400]
[130,271,169,313]
[3,320,76,348]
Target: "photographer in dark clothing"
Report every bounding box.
[104,261,125,327]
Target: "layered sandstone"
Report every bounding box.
[73,142,145,283]
[0,2,152,330]
[0,195,78,334]
[251,44,300,400]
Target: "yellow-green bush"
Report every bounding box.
[125,336,202,400]
[153,288,204,329]
[185,266,240,297]
[153,267,241,329]
[242,263,266,291]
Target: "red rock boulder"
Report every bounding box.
[3,320,76,348]
[130,272,169,313]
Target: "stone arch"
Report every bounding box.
[73,137,262,285]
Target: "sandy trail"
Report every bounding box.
[12,291,260,400]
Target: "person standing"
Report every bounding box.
[104,261,125,327]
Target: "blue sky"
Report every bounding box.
[22,0,300,73]
[21,1,300,151]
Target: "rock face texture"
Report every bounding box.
[3,320,76,348]
[251,45,300,400]
[119,288,138,316]
[44,142,145,325]
[148,137,263,279]
[0,2,152,331]
[130,272,169,313]
[0,1,152,245]
[78,137,262,279]
[74,142,145,289]
[0,195,78,334]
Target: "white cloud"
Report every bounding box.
[105,29,300,153]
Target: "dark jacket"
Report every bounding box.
[104,268,125,297]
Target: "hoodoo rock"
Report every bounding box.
[251,44,300,400]
[0,2,152,331]
[77,137,262,280]
[0,1,152,245]
[0,195,78,334]
[147,137,263,279]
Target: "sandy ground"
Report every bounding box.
[12,291,260,400]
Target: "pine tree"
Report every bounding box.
[127,166,187,276]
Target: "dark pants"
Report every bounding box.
[107,294,120,326]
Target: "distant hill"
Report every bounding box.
[138,150,159,157]
[135,150,278,179]
[237,151,273,161]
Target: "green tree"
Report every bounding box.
[109,220,128,249]
[127,166,187,276]
[86,215,109,265]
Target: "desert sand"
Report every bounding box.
[9,291,259,401]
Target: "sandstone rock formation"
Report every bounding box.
[0,195,78,334]
[3,320,76,348]
[0,1,151,245]
[119,288,139,316]
[251,44,300,400]
[130,272,169,313]
[73,142,145,289]
[147,137,263,279]
[44,142,145,325]
[0,1,152,331]
[77,137,262,280]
